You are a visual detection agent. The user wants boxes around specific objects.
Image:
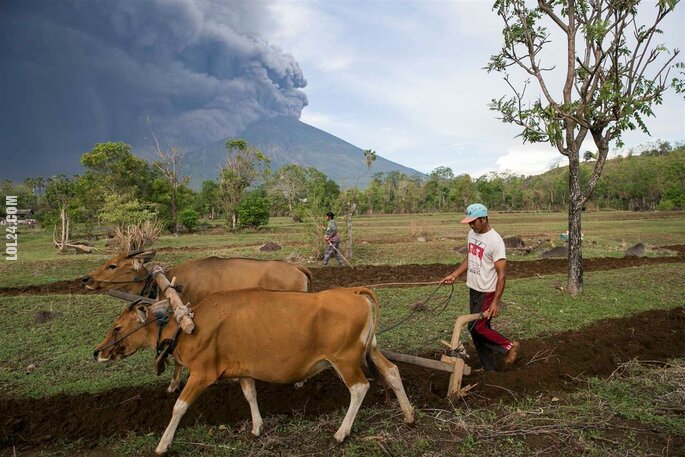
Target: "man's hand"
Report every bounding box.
[441,274,456,285]
[483,302,500,319]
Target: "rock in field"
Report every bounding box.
[540,246,569,259]
[624,242,645,258]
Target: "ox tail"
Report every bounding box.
[357,287,387,389]
[298,265,313,292]
[355,287,380,340]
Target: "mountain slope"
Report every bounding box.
[185,116,422,187]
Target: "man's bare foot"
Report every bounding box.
[504,341,520,365]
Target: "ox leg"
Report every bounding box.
[332,365,369,443]
[167,361,184,393]
[239,377,263,436]
[369,347,415,424]
[156,374,212,455]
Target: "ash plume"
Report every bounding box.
[0,0,308,179]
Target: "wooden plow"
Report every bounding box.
[381,312,483,399]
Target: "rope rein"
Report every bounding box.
[96,312,168,352]
[376,283,454,335]
[361,280,441,289]
[91,271,152,285]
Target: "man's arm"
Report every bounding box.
[483,259,507,318]
[441,257,468,284]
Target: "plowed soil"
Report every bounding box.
[1,245,684,295]
[2,306,684,451]
[1,246,684,452]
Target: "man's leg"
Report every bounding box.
[468,290,499,371]
[323,244,333,266]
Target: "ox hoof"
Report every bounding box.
[404,408,416,425]
[333,431,349,444]
[166,385,179,394]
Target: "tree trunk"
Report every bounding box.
[170,189,178,233]
[59,204,69,253]
[345,203,356,262]
[231,211,237,230]
[567,156,584,296]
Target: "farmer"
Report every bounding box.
[323,211,345,266]
[441,203,520,371]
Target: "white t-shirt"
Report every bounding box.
[465,228,506,293]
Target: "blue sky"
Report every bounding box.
[264,0,685,177]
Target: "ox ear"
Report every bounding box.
[131,250,156,271]
[135,304,149,323]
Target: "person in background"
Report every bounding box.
[323,211,345,266]
[441,203,520,371]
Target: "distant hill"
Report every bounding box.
[184,116,422,188]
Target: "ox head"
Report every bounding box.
[82,250,156,293]
[93,299,160,362]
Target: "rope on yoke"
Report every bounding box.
[376,283,454,335]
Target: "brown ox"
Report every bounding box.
[82,250,312,303]
[84,250,312,391]
[94,288,415,455]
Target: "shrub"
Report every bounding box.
[99,192,156,226]
[179,209,199,232]
[237,192,270,228]
[656,199,676,211]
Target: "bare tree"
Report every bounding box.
[149,128,189,233]
[345,149,377,261]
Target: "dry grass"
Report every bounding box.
[112,220,163,253]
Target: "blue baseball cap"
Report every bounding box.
[460,203,488,223]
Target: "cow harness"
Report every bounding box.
[154,305,183,376]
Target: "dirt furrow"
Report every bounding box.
[2,306,684,450]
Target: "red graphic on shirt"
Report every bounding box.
[469,242,484,259]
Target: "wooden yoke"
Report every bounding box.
[151,265,195,334]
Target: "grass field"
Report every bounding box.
[1,210,683,287]
[1,210,684,456]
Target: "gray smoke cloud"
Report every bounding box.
[0,0,307,179]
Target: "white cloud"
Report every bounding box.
[265,1,355,72]
[496,145,562,176]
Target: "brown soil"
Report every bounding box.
[1,246,684,453]
[1,245,683,296]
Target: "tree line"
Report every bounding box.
[1,140,683,234]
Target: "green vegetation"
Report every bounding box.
[179,208,199,232]
[2,144,683,235]
[236,190,270,228]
